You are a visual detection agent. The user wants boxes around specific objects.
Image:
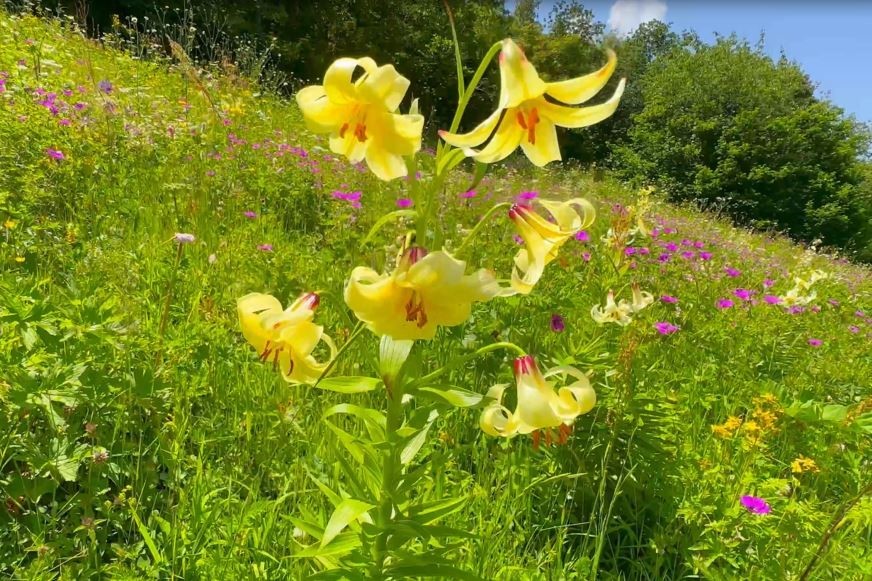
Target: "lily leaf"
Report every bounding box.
[295,531,361,558]
[316,376,383,394]
[415,386,483,408]
[321,499,375,548]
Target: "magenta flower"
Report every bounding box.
[654,321,679,335]
[740,495,771,515]
[828,299,839,307]
[764,295,781,305]
[658,253,671,263]
[807,338,822,347]
[575,230,590,243]
[257,244,273,252]
[332,190,362,209]
[45,148,65,160]
[625,247,637,256]
[725,267,741,278]
[97,79,113,94]
[849,325,860,334]
[716,298,734,309]
[395,198,413,208]
[665,242,678,252]
[699,251,713,261]
[681,250,695,260]
[582,252,591,262]
[788,306,806,315]
[512,234,524,245]
[661,295,678,304]
[516,191,538,204]
[734,288,753,301]
[460,190,477,199]
[550,314,565,333]
[763,278,775,288]
[638,247,650,255]
[243,210,257,219]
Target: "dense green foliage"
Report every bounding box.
[1,9,871,580]
[23,0,872,257]
[617,38,872,257]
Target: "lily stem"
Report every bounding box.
[409,341,526,389]
[371,375,405,577]
[313,321,365,387]
[454,202,511,258]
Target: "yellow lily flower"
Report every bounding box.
[509,197,595,294]
[630,282,654,313]
[237,292,337,384]
[345,246,502,341]
[591,290,634,326]
[295,57,424,181]
[439,39,625,166]
[480,355,596,438]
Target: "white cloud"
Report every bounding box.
[608,0,668,37]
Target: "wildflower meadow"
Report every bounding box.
[1,6,870,580]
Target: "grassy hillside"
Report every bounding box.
[1,11,870,580]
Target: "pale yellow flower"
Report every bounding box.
[591,290,633,326]
[296,57,424,180]
[345,247,502,341]
[439,39,624,167]
[237,292,336,384]
[480,355,596,437]
[509,197,595,294]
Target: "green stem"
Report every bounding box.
[435,41,502,163]
[371,374,406,576]
[409,341,526,389]
[155,242,185,365]
[314,321,366,387]
[454,202,511,257]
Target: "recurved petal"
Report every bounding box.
[295,85,344,133]
[438,107,503,149]
[323,57,365,104]
[538,197,596,232]
[498,38,548,109]
[356,63,411,111]
[545,49,617,105]
[467,112,525,164]
[540,78,626,129]
[286,332,337,384]
[238,293,282,347]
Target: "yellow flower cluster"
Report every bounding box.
[711,394,782,443]
[791,455,820,474]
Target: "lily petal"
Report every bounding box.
[295,86,345,133]
[439,107,503,149]
[498,39,548,109]
[467,112,525,164]
[356,63,411,111]
[519,116,561,167]
[545,49,617,105]
[540,78,626,129]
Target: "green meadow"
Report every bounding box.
[1,9,870,580]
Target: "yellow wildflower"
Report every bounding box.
[791,455,820,474]
[439,39,624,167]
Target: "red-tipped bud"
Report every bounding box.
[300,292,320,310]
[513,354,536,377]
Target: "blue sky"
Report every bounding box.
[507,1,872,124]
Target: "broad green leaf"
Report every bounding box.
[401,410,438,465]
[379,335,414,386]
[415,386,483,408]
[316,376,383,394]
[321,499,375,547]
[854,412,872,434]
[821,404,847,423]
[323,404,386,430]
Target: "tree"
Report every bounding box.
[616,37,871,253]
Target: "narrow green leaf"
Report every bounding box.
[294,531,361,558]
[401,410,438,465]
[316,376,383,394]
[129,504,162,564]
[386,563,484,580]
[415,386,483,408]
[362,210,417,245]
[467,161,489,191]
[408,496,467,525]
[321,499,375,547]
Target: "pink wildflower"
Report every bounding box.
[740,495,771,515]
